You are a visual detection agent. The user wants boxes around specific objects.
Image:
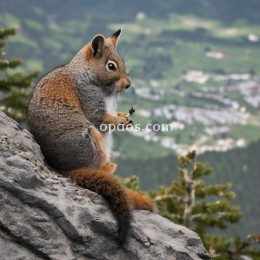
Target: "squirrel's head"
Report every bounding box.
[82,29,131,95]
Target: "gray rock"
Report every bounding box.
[0,111,211,260]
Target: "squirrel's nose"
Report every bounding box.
[126,76,131,89]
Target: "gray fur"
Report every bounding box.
[68,50,108,128]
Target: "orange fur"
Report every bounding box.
[101,162,118,175]
[39,77,82,110]
[117,112,127,118]
[115,77,131,92]
[126,188,154,212]
[89,128,106,168]
[106,37,117,47]
[82,44,93,61]
[103,113,132,127]
[102,113,123,126]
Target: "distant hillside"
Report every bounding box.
[1,0,260,24]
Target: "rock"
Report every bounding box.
[0,111,211,260]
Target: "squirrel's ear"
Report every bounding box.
[109,29,122,48]
[91,34,105,57]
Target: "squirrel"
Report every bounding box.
[28,29,154,245]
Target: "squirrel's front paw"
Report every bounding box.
[117,112,133,127]
[103,113,133,127]
[117,112,128,119]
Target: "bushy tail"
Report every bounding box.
[126,188,154,212]
[68,168,131,245]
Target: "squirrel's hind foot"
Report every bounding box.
[101,162,117,175]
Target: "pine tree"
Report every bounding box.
[149,151,260,259]
[0,27,38,124]
[122,175,140,191]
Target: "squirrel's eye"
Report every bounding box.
[107,61,116,71]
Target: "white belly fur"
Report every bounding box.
[104,96,117,162]
[105,96,117,115]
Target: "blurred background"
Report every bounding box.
[0,0,259,241]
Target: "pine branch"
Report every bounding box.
[0,72,38,90]
[0,59,21,69]
[228,234,260,257]
[0,28,16,39]
[190,213,203,221]
[0,27,38,123]
[196,183,234,199]
[0,44,5,53]
[154,194,183,202]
